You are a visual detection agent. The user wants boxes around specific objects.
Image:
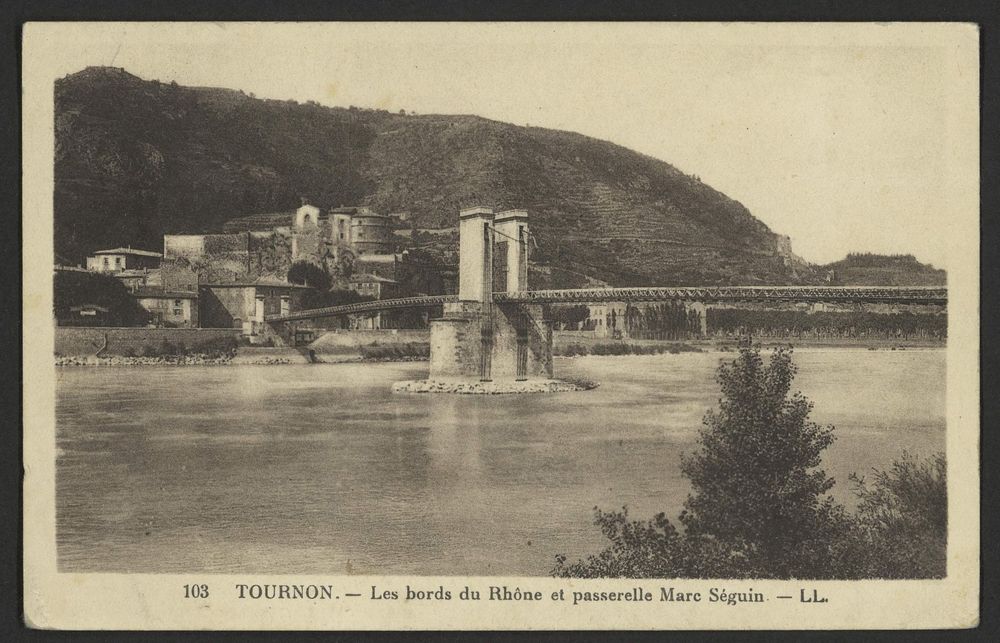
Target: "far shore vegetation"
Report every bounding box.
[553,342,946,579]
[358,342,430,360]
[554,342,702,357]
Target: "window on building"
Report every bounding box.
[103,258,109,268]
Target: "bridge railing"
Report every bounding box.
[265,294,458,322]
[266,286,947,323]
[495,286,948,305]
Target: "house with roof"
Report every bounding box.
[348,272,400,300]
[198,277,311,338]
[347,272,401,330]
[130,286,199,328]
[86,247,162,273]
[113,268,162,292]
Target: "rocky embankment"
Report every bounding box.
[56,354,236,366]
[54,351,425,367]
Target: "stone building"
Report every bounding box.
[112,268,162,292]
[86,247,162,273]
[158,201,406,298]
[131,287,199,328]
[290,202,395,261]
[355,252,403,281]
[198,278,310,339]
[348,272,400,300]
[163,233,252,279]
[202,201,401,270]
[348,273,401,330]
[348,208,394,255]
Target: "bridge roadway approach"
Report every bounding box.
[265,286,948,324]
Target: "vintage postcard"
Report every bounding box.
[22,22,979,630]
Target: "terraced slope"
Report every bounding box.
[57,66,810,286]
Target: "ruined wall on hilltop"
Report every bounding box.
[164,232,297,283]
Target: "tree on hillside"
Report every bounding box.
[328,250,355,285]
[287,260,332,291]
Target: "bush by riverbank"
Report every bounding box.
[706,308,946,341]
[555,342,703,357]
[122,335,240,358]
[358,342,430,361]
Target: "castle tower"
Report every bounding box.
[330,211,352,245]
[293,201,321,228]
[349,207,394,255]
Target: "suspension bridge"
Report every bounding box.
[265,206,946,384]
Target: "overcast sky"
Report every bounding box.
[41,22,977,268]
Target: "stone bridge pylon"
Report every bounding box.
[428,206,554,383]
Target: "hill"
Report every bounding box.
[820,253,947,287]
[54,67,871,287]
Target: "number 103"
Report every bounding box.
[184,584,210,598]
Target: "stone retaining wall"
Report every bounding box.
[55,327,241,356]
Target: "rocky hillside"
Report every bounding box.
[57,67,816,286]
[820,253,947,286]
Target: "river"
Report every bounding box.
[56,348,945,576]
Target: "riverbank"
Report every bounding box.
[56,354,238,367]
[55,340,943,366]
[554,331,943,351]
[705,337,946,351]
[54,353,432,366]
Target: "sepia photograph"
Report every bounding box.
[22,21,980,630]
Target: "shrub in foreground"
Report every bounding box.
[845,452,947,578]
[553,343,946,579]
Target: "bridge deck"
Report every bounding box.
[265,286,947,323]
